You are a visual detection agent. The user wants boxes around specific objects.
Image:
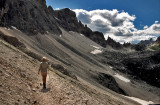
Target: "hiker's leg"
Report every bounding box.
[43,73,47,83]
[41,72,47,83]
[41,72,47,88]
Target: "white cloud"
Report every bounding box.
[55,8,60,10]
[155,21,159,24]
[73,9,160,43]
[143,25,148,29]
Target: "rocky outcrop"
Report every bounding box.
[0,0,61,35]
[100,50,160,88]
[105,36,154,51]
[156,36,160,46]
[0,0,106,47]
[93,72,126,95]
[122,52,160,88]
[54,8,106,47]
[106,36,122,49]
[0,31,26,48]
[147,37,160,51]
[133,38,155,51]
[138,38,155,46]
[51,63,77,80]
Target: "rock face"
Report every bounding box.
[138,38,155,46]
[122,52,160,88]
[54,8,106,47]
[0,0,61,35]
[0,1,106,47]
[93,72,126,95]
[105,36,155,51]
[156,36,160,46]
[100,50,160,88]
[134,38,155,51]
[106,36,122,49]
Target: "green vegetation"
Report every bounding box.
[149,44,160,51]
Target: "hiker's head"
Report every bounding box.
[42,57,46,62]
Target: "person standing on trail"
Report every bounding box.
[38,57,49,89]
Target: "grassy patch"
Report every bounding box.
[149,45,160,51]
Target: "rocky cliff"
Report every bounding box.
[156,36,160,45]
[148,37,160,51]
[105,36,122,49]
[0,0,61,35]
[54,8,107,47]
[138,38,155,46]
[0,0,106,47]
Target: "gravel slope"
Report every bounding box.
[1,27,160,104]
[0,38,140,105]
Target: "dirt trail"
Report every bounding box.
[0,39,138,105]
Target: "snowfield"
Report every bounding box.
[114,73,130,83]
[90,45,103,54]
[11,26,21,31]
[125,96,154,105]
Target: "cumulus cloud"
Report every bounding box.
[55,8,60,10]
[73,9,160,43]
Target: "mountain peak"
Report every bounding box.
[54,8,106,47]
[106,36,122,49]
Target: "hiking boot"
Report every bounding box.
[43,83,46,89]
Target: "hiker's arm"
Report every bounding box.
[38,63,41,74]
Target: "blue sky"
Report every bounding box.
[46,0,160,30]
[46,0,160,43]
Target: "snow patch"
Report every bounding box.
[4,27,10,30]
[109,66,113,69]
[114,73,130,83]
[125,96,154,105]
[11,26,20,31]
[91,45,100,49]
[90,45,103,54]
[46,31,49,34]
[90,49,102,54]
[80,34,84,36]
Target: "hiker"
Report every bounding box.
[38,57,49,89]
